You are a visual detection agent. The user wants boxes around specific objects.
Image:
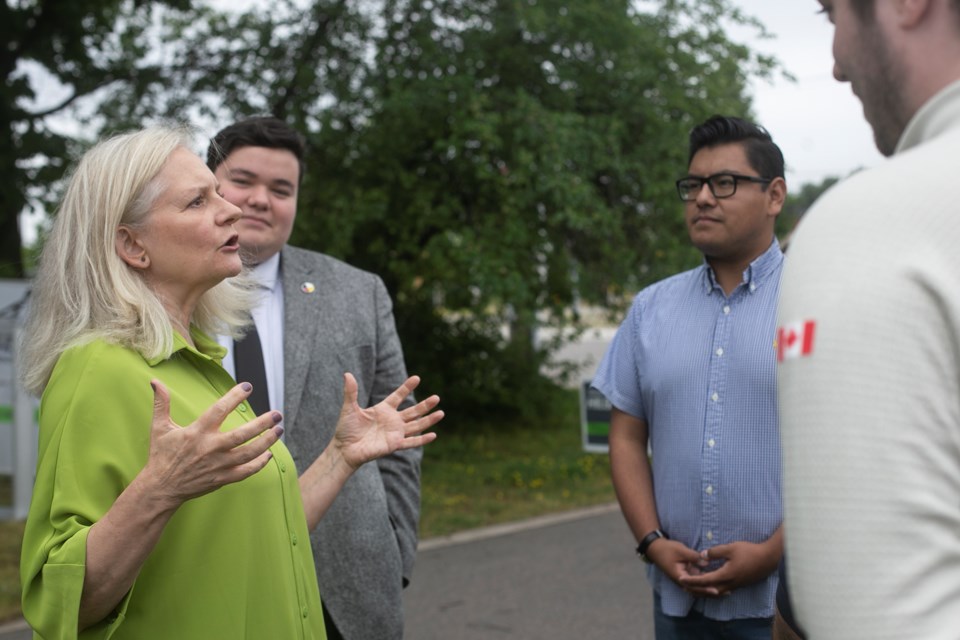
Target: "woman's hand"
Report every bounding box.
[81,379,284,629]
[140,379,284,509]
[299,373,442,531]
[333,373,442,470]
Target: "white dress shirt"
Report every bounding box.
[219,253,286,427]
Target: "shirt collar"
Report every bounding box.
[700,238,783,295]
[145,326,227,366]
[896,78,960,154]
[248,252,281,292]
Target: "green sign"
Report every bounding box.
[580,380,611,453]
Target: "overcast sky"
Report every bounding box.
[730,0,885,186]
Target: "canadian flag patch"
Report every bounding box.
[777,320,816,362]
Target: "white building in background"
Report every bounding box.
[0,279,36,521]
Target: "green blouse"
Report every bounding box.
[20,329,326,639]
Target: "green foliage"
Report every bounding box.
[9,0,784,414]
[300,0,776,414]
[102,0,374,130]
[418,387,615,537]
[1,0,371,275]
[0,0,195,276]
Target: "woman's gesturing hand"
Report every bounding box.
[333,373,443,470]
[142,379,284,508]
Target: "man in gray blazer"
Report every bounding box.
[207,117,421,640]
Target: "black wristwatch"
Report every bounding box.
[636,529,668,564]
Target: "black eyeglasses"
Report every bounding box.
[675,173,772,202]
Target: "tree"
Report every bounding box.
[0,0,198,277]
[89,0,373,132]
[14,0,781,415]
[2,0,370,277]
[299,0,780,414]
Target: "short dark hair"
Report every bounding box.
[688,115,785,180]
[207,116,306,183]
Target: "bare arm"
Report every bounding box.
[609,408,658,542]
[79,381,282,630]
[609,408,701,583]
[298,373,442,532]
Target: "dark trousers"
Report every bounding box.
[653,593,773,640]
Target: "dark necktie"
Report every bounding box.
[234,324,270,416]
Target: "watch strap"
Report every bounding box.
[636,529,668,563]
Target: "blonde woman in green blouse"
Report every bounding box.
[18,127,443,639]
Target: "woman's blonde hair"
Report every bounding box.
[19,126,255,396]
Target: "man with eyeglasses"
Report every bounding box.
[777,1,960,638]
[592,115,787,640]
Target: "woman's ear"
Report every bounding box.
[116,226,149,269]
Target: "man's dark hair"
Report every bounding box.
[688,115,785,180]
[206,116,307,182]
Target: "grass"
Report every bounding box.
[0,387,615,624]
[419,389,615,537]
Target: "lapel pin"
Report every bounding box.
[300,282,316,294]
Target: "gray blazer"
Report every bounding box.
[281,245,421,640]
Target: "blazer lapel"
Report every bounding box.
[281,248,322,430]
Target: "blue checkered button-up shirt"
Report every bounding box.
[593,240,783,620]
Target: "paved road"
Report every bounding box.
[404,504,654,640]
[1,505,654,640]
[0,617,27,640]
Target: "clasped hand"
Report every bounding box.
[651,539,777,598]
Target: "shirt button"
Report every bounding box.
[279,462,287,473]
[711,392,719,402]
[749,284,756,292]
[723,305,731,315]
[302,607,309,619]
[706,531,714,541]
[708,439,716,448]
[238,404,248,413]
[715,347,724,357]
[705,485,714,495]
[291,534,298,546]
